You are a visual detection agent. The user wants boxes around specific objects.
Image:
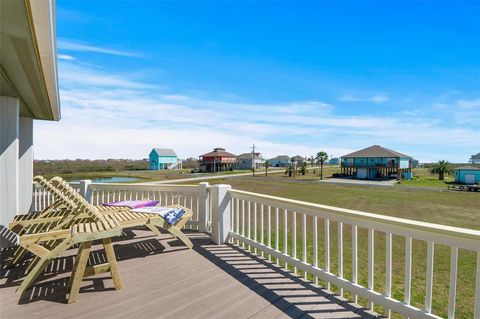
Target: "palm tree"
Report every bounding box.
[264,160,271,176]
[285,164,294,177]
[300,162,307,175]
[430,160,454,180]
[315,151,329,180]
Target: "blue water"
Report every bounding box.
[70,177,140,183]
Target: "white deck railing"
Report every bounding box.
[85,182,209,230]
[31,181,480,318]
[221,187,480,319]
[32,181,80,211]
[32,180,210,231]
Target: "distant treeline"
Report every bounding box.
[34,159,149,175]
[34,158,200,175]
[421,162,478,168]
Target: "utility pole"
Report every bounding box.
[251,144,256,177]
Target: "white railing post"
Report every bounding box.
[79,180,93,203]
[198,182,209,232]
[211,184,232,244]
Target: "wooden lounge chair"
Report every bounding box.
[50,176,194,249]
[8,176,131,268]
[13,177,124,303]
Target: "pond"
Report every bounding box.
[70,177,140,183]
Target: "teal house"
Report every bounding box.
[341,145,413,180]
[148,148,181,170]
[454,166,480,184]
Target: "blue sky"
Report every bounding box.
[36,1,480,162]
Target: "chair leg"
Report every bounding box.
[145,222,162,237]
[67,242,89,291]
[168,226,193,249]
[16,257,50,294]
[17,239,73,294]
[25,256,40,274]
[103,238,122,290]
[7,247,28,268]
[68,241,92,304]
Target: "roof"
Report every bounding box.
[1,0,60,120]
[471,153,480,159]
[238,152,262,159]
[201,148,236,158]
[292,155,305,160]
[455,166,480,171]
[271,155,290,161]
[151,148,177,157]
[341,145,411,158]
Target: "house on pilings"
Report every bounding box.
[341,145,413,180]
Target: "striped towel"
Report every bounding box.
[132,206,185,225]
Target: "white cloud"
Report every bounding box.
[57,54,75,60]
[456,98,480,109]
[57,39,140,57]
[340,93,389,103]
[59,62,154,89]
[370,94,389,103]
[33,60,479,162]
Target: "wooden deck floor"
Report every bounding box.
[1,228,377,319]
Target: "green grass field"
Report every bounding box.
[42,169,260,182]
[189,176,479,318]
[397,168,456,188]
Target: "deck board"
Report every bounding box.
[1,229,376,319]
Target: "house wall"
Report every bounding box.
[239,158,265,170]
[346,157,399,167]
[455,170,480,184]
[200,156,238,172]
[354,158,368,166]
[149,153,177,170]
[270,159,289,167]
[239,158,253,170]
[1,97,34,247]
[399,157,410,169]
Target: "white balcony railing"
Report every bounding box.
[32,180,210,231]
[31,181,480,318]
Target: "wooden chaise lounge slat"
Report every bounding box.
[50,177,194,249]
[9,176,124,303]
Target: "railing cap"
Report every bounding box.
[228,188,480,242]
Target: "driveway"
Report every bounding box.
[318,178,397,187]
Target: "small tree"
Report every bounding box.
[300,162,307,175]
[264,160,271,176]
[315,151,329,180]
[430,160,454,180]
[285,164,294,177]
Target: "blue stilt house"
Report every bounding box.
[341,145,413,180]
[148,148,181,170]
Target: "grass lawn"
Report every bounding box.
[192,176,479,318]
[42,169,264,183]
[397,168,457,188]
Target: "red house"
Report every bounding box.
[199,148,237,172]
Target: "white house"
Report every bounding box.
[238,152,265,170]
[0,0,60,247]
[291,155,305,166]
